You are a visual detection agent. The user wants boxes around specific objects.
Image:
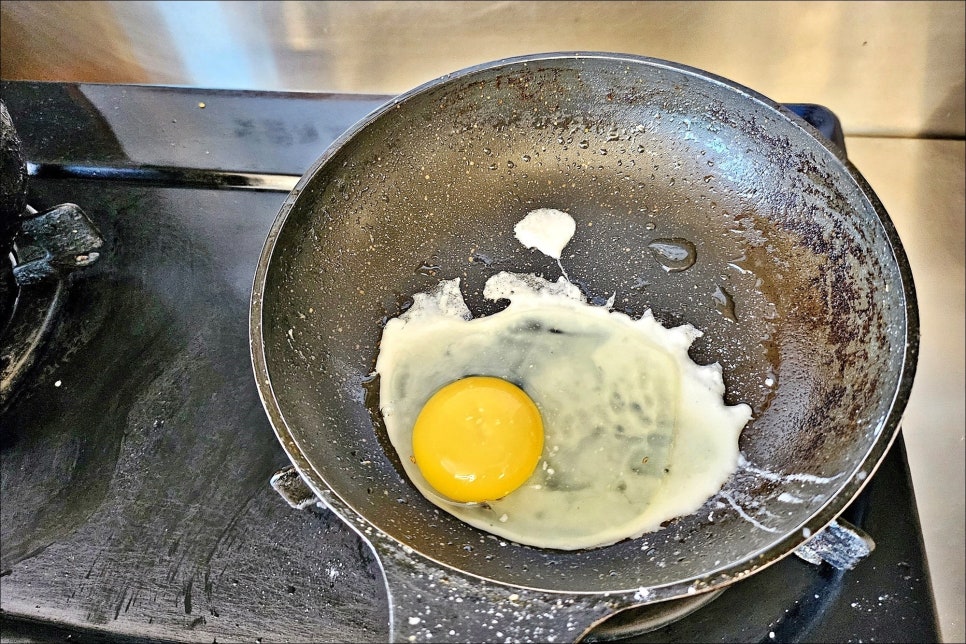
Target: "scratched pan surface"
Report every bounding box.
[251,54,917,606]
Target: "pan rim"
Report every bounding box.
[249,51,920,597]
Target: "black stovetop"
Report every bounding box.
[0,82,939,643]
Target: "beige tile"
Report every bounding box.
[845,136,965,644]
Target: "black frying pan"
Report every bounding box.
[250,53,918,642]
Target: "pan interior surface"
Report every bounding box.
[256,55,913,594]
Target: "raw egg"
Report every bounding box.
[412,376,544,503]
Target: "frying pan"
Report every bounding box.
[250,53,918,642]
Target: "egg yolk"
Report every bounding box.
[412,376,544,503]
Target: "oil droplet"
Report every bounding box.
[521,154,531,162]
[712,285,738,322]
[578,140,589,149]
[647,238,696,272]
[644,222,656,231]
[506,160,516,169]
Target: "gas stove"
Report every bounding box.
[0,82,940,642]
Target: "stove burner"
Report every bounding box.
[586,589,725,641]
[0,98,104,413]
[1,100,27,338]
[0,204,104,412]
[0,82,939,644]
[1,101,28,250]
[0,260,63,413]
[0,251,15,334]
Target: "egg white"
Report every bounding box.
[375,272,751,550]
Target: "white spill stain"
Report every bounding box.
[738,454,844,484]
[721,492,779,533]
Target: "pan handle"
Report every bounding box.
[371,537,627,644]
[269,465,320,509]
[269,466,875,639]
[270,466,630,642]
[792,518,875,570]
